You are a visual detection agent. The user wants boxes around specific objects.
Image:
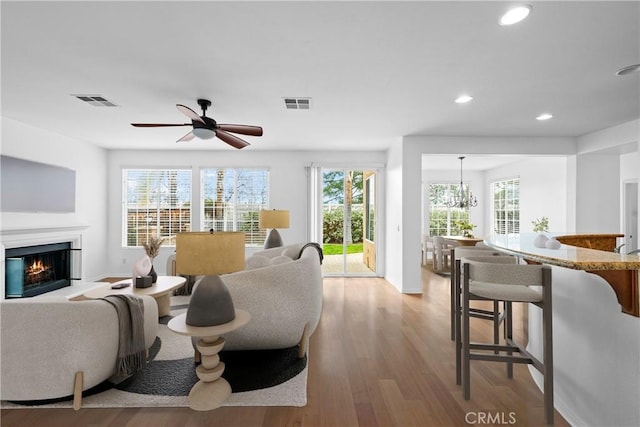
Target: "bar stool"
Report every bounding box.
[452,249,514,385]
[460,256,554,425]
[450,246,511,341]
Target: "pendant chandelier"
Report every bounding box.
[447,156,477,209]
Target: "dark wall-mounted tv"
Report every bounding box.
[1,155,76,213]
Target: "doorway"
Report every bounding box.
[320,168,377,276]
[623,180,638,252]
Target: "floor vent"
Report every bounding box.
[72,94,118,107]
[284,98,311,110]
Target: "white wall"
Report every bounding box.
[576,119,639,236]
[484,157,569,234]
[384,139,404,291]
[0,117,109,281]
[575,154,620,232]
[106,149,386,276]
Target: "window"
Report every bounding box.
[491,178,520,235]
[201,168,269,246]
[123,169,192,247]
[428,183,470,236]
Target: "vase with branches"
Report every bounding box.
[532,217,550,248]
[532,217,549,233]
[142,236,164,283]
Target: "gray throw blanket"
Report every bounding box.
[102,294,146,377]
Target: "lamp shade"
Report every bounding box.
[176,232,245,276]
[259,209,290,229]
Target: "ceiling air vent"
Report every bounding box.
[284,98,311,110]
[72,94,117,107]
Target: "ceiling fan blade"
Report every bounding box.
[217,124,263,137]
[177,131,195,142]
[131,123,191,127]
[176,104,205,124]
[215,129,250,149]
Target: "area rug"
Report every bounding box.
[2,296,308,409]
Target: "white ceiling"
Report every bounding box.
[1,1,639,152]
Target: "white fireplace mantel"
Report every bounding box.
[1,224,89,249]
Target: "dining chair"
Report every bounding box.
[433,236,457,271]
[422,235,434,265]
[460,256,554,425]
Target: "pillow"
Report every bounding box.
[270,255,293,266]
[281,246,300,259]
[246,255,271,270]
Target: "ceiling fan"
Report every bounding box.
[131,99,263,149]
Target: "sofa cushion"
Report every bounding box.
[246,255,271,270]
[270,255,293,265]
[281,246,300,259]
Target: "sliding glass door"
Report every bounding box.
[320,168,377,276]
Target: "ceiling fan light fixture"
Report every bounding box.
[193,127,216,139]
[500,5,532,26]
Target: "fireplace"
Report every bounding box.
[4,242,79,298]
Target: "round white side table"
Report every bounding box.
[167,309,251,411]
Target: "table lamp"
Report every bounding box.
[259,209,290,249]
[176,231,246,276]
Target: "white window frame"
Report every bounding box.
[122,169,192,247]
[490,177,520,235]
[200,168,269,247]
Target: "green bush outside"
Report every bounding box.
[323,209,363,243]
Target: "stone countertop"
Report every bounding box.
[484,233,640,271]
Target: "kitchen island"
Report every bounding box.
[484,233,640,426]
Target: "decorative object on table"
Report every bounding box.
[135,276,153,289]
[186,275,236,326]
[175,231,246,295]
[446,156,477,209]
[142,236,164,283]
[532,216,550,248]
[545,238,562,250]
[455,219,476,238]
[132,255,153,284]
[259,209,290,248]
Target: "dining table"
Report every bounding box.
[443,235,484,246]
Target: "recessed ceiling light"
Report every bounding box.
[455,95,473,104]
[536,113,553,121]
[616,64,640,76]
[500,5,532,26]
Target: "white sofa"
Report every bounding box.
[0,295,158,408]
[191,242,324,358]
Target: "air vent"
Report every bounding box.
[72,94,117,107]
[284,98,311,110]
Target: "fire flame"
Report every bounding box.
[27,259,48,275]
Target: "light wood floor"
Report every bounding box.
[1,269,568,426]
